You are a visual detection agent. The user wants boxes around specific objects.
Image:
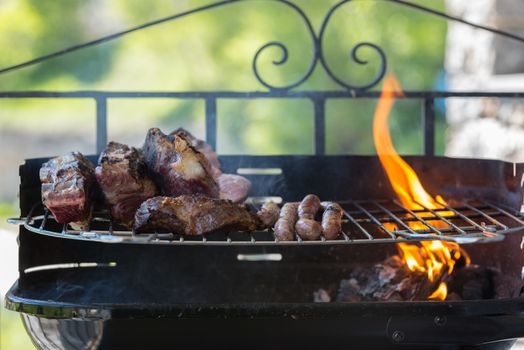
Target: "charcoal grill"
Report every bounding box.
[5,1,524,349]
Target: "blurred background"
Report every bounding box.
[1,0,523,348]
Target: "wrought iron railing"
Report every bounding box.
[0,0,523,155]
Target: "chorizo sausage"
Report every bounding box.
[296,194,322,240]
[273,202,299,241]
[320,202,343,240]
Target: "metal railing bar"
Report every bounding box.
[1,90,524,99]
[205,98,217,150]
[0,0,240,76]
[390,0,524,44]
[422,98,435,156]
[312,98,325,155]
[95,97,107,154]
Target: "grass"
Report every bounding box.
[0,308,35,350]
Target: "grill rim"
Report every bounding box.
[6,280,524,320]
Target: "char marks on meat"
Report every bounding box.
[172,128,251,203]
[142,128,219,198]
[95,142,157,228]
[40,152,95,226]
[134,195,262,235]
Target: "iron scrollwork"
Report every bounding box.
[252,0,387,91]
[0,0,387,91]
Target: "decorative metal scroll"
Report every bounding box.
[0,0,523,92]
[251,0,386,91]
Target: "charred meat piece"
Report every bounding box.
[172,128,221,178]
[296,194,322,241]
[256,201,280,228]
[143,128,219,198]
[273,202,299,241]
[134,195,262,235]
[40,152,95,226]
[320,201,343,240]
[171,128,251,203]
[95,142,157,228]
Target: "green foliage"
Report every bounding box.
[0,309,35,350]
[0,0,447,155]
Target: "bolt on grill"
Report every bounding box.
[20,200,524,245]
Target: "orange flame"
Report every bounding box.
[428,282,448,301]
[373,75,470,301]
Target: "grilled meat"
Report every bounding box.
[142,128,219,198]
[95,142,157,228]
[256,201,280,227]
[273,202,299,241]
[134,195,262,235]
[172,128,221,178]
[321,201,343,240]
[171,128,251,203]
[216,174,251,203]
[40,152,95,226]
[296,194,322,241]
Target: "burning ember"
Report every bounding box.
[373,75,470,300]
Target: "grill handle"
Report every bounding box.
[7,217,25,225]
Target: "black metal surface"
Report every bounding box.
[15,314,520,350]
[9,155,524,308]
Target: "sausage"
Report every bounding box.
[295,218,322,240]
[273,202,299,241]
[321,202,343,240]
[298,194,321,219]
[296,194,322,240]
[257,201,280,228]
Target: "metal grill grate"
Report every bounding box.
[15,199,524,245]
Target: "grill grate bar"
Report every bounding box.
[20,200,524,245]
[39,209,49,230]
[342,209,373,240]
[462,203,508,229]
[351,201,395,238]
[436,202,489,232]
[390,200,444,235]
[484,202,524,226]
[372,201,423,235]
[411,200,468,235]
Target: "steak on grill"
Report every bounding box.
[172,128,251,202]
[142,128,219,198]
[95,142,157,228]
[134,195,262,235]
[40,152,96,227]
